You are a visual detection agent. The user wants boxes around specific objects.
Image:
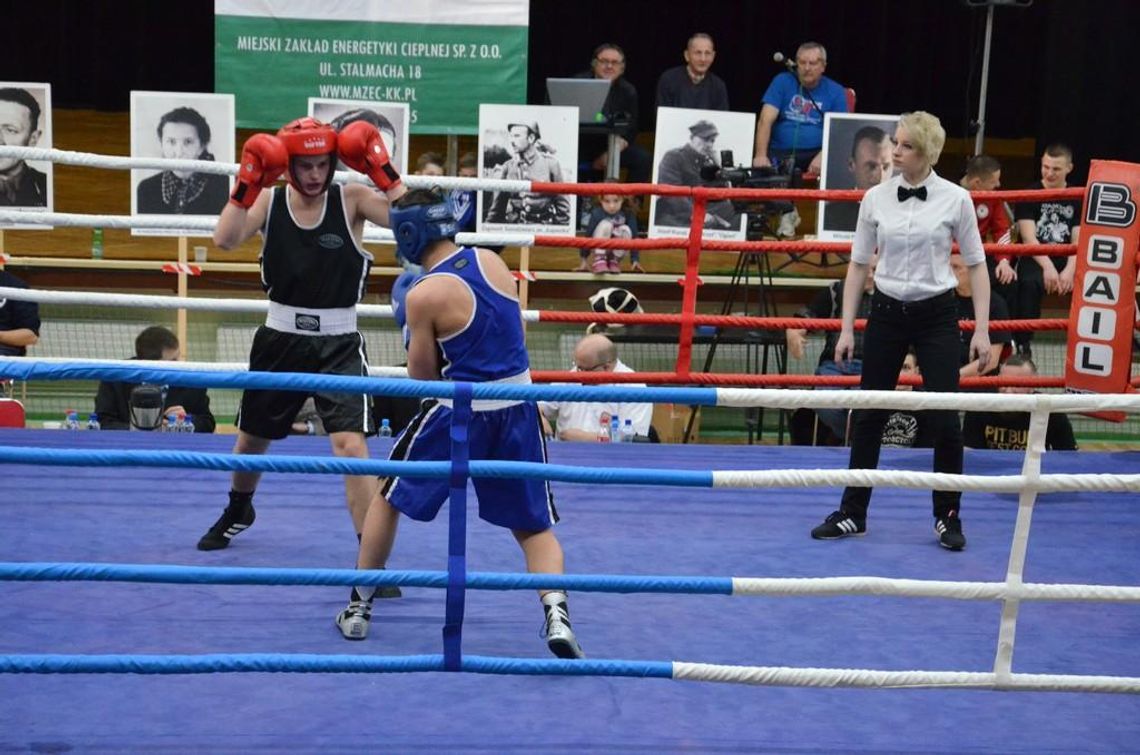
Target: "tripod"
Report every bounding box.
[682,240,788,444]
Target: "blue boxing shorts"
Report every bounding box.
[382,399,558,532]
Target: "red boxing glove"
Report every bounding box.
[337,120,402,191]
[230,133,288,209]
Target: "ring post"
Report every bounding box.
[443,381,473,670]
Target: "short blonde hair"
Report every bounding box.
[898,111,945,167]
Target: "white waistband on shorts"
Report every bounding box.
[438,369,531,412]
[266,302,358,336]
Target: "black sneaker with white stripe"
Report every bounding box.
[197,501,255,551]
[810,510,867,540]
[934,513,966,550]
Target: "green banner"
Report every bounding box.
[215,15,527,133]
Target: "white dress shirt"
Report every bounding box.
[539,359,654,437]
[852,171,985,301]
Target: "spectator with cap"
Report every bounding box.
[485,120,570,225]
[655,119,739,229]
[656,33,729,111]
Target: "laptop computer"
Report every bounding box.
[546,78,612,125]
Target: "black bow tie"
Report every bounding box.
[898,185,928,202]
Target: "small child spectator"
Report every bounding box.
[575,193,643,274]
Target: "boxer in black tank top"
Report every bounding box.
[197,116,407,558]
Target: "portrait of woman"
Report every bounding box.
[136,106,230,215]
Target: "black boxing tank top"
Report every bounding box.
[259,184,373,308]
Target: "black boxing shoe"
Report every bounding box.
[197,501,255,551]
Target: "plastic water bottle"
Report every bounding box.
[91,228,104,260]
[86,413,101,431]
[611,415,620,443]
[64,410,81,430]
[597,416,611,443]
[621,418,635,443]
[378,418,393,438]
[166,413,178,432]
[182,413,195,434]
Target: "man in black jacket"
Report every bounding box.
[93,325,215,432]
[576,43,651,183]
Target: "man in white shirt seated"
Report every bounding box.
[540,333,654,441]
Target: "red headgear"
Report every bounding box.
[276,117,338,196]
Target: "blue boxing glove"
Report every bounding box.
[391,268,422,347]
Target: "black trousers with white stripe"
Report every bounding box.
[839,289,963,519]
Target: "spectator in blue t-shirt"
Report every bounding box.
[751,41,849,176]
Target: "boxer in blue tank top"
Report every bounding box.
[336,188,584,659]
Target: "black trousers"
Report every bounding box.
[986,256,1018,340]
[1008,255,1068,352]
[840,289,963,519]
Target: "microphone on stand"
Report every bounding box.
[772,52,796,71]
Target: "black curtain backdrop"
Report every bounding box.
[8,0,1139,181]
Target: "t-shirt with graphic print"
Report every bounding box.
[1013,180,1082,275]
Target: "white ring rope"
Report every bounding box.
[729,576,1140,602]
[23,356,409,378]
[0,286,546,321]
[0,209,398,243]
[711,469,1140,493]
[0,145,531,193]
[0,210,536,247]
[716,386,1140,414]
[671,663,1140,693]
[0,285,396,316]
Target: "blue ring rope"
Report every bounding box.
[0,653,674,678]
[0,359,718,406]
[0,562,734,595]
[0,447,716,487]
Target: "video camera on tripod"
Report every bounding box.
[699,150,797,239]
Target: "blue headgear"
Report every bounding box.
[390,190,462,266]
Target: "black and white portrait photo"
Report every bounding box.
[817,112,899,240]
[131,91,234,236]
[477,104,577,237]
[309,98,410,176]
[649,106,753,240]
[0,82,53,222]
